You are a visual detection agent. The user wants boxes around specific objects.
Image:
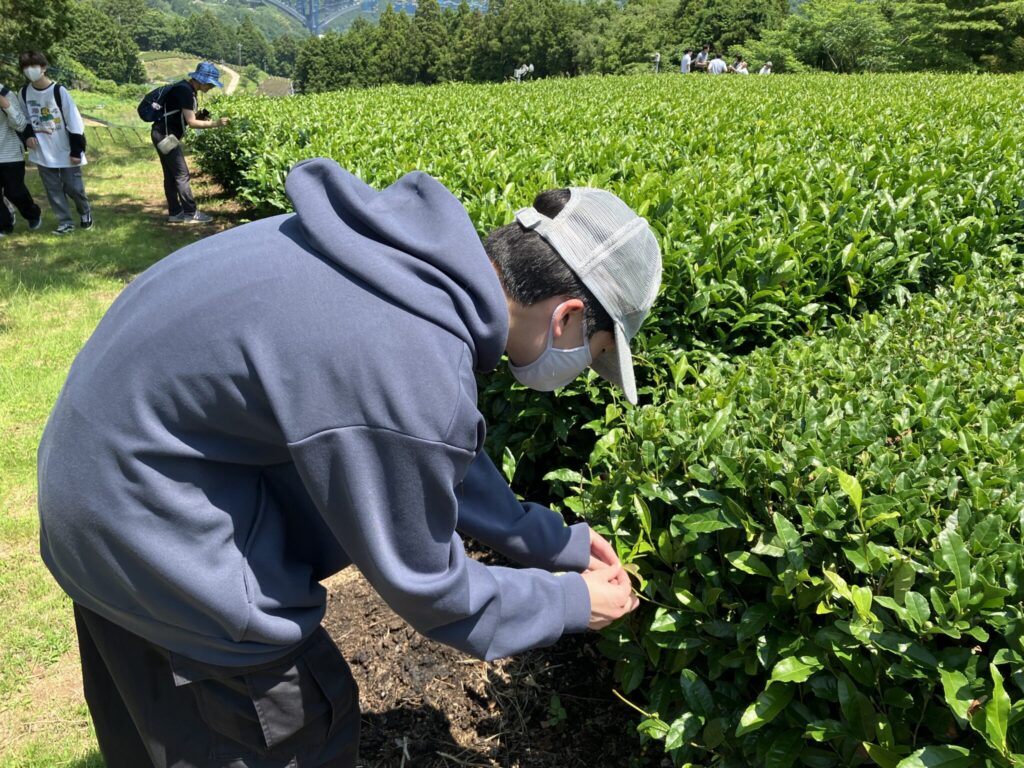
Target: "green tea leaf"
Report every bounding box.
[895,745,972,768]
[937,529,972,593]
[863,743,902,768]
[700,404,734,449]
[773,512,801,549]
[736,683,794,736]
[764,730,804,768]
[638,717,670,740]
[903,591,930,629]
[823,569,853,601]
[939,666,971,724]
[737,604,774,643]
[679,669,715,718]
[835,469,863,514]
[665,712,702,750]
[771,656,824,683]
[726,551,774,578]
[971,663,1010,755]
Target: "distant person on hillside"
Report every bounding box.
[38,159,657,767]
[680,49,693,74]
[653,51,661,74]
[18,51,91,235]
[735,59,750,75]
[760,61,774,75]
[148,62,230,225]
[708,53,728,74]
[694,45,710,72]
[0,82,42,237]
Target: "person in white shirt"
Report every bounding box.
[760,62,773,75]
[735,59,750,75]
[680,49,693,74]
[653,52,661,74]
[19,50,92,235]
[708,54,728,75]
[0,84,42,236]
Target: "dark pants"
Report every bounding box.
[152,129,197,216]
[74,603,361,767]
[0,161,41,232]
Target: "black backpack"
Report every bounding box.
[137,83,180,123]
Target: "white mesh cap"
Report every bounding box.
[515,188,663,404]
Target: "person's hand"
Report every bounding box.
[217,116,230,127]
[582,563,639,630]
[0,92,9,110]
[586,528,620,572]
[26,137,38,150]
[69,155,82,165]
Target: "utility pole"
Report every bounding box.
[237,41,242,70]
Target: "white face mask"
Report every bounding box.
[24,66,43,82]
[509,307,591,392]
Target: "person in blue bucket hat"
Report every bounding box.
[147,61,230,224]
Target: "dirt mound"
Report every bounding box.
[324,559,658,768]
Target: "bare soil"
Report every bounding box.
[323,552,659,768]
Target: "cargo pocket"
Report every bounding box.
[299,629,360,740]
[189,633,343,760]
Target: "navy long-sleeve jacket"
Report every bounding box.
[37,158,591,666]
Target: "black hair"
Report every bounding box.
[19,51,48,68]
[485,189,613,339]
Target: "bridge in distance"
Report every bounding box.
[258,0,486,35]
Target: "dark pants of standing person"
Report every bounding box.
[74,603,361,768]
[152,129,197,217]
[0,161,42,232]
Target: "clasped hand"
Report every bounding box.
[582,529,639,630]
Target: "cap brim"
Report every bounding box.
[590,322,637,405]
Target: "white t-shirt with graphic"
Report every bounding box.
[22,83,87,168]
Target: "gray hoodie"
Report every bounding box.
[38,158,591,666]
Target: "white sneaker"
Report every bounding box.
[54,223,75,235]
[183,211,214,224]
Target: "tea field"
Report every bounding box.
[194,72,1024,767]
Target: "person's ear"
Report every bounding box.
[551,299,584,339]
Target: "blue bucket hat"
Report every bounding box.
[188,62,223,88]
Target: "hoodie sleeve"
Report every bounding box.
[288,425,591,661]
[456,451,590,572]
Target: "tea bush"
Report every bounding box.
[196,74,1024,357]
[563,273,1024,766]
[193,74,1024,765]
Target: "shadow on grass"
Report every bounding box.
[66,750,105,768]
[1,144,249,298]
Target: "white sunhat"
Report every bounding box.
[515,189,663,404]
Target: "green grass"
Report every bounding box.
[139,51,199,84]
[72,91,143,127]
[0,142,240,766]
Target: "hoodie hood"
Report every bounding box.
[286,158,508,372]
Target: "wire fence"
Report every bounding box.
[84,124,152,147]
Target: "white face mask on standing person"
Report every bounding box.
[23,66,44,83]
[509,305,592,391]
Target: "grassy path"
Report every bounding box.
[0,141,240,767]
